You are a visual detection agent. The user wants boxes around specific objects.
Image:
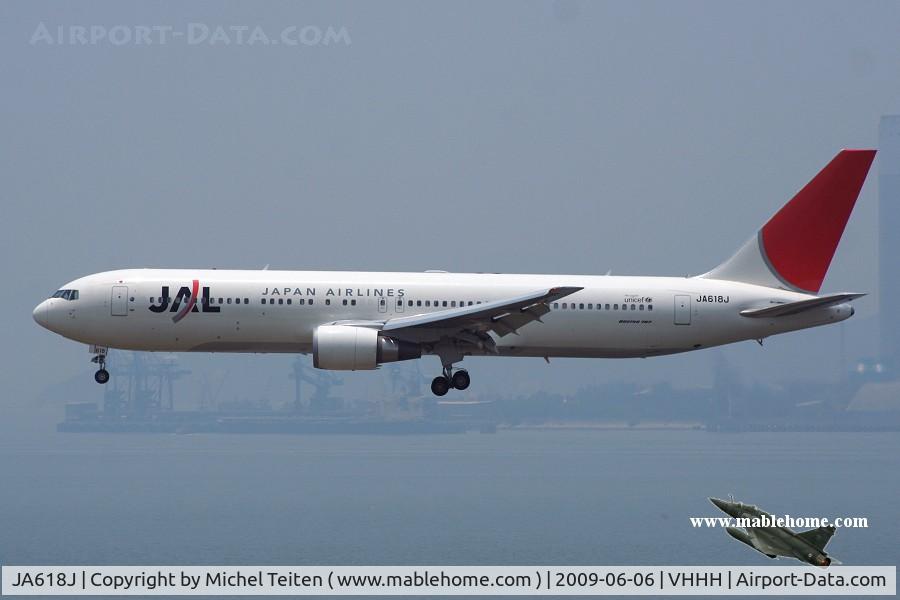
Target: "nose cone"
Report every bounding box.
[33,300,49,329]
[709,497,737,515]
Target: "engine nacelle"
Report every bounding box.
[313,325,421,370]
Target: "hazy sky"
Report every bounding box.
[3,1,899,413]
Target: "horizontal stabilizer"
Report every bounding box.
[740,293,865,318]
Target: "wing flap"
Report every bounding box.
[740,293,865,318]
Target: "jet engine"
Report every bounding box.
[313,325,421,370]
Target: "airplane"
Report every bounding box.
[33,149,875,396]
[709,497,837,567]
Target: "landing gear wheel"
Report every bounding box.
[431,376,450,396]
[91,349,109,384]
[451,370,470,390]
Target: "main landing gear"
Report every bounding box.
[430,367,470,397]
[429,343,471,396]
[91,346,110,384]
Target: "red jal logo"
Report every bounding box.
[148,280,220,322]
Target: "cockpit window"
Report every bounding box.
[51,289,79,301]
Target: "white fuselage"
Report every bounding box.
[33,269,853,360]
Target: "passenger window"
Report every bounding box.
[227,298,232,304]
[408,300,413,307]
[579,303,584,309]
[417,300,422,307]
[287,299,292,305]
[342,299,348,306]
[614,304,618,310]
[278,299,283,305]
[309,299,314,305]
[588,303,593,309]
[605,304,610,310]
[442,301,448,307]
[639,304,644,310]
[299,299,305,305]
[631,304,636,310]
[451,301,456,307]
[351,299,357,306]
[562,303,567,309]
[553,303,559,309]
[648,304,653,311]
[260,299,265,305]
[244,298,249,304]
[325,299,331,306]
[425,300,431,307]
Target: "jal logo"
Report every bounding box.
[149,280,220,322]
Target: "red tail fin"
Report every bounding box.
[761,149,876,293]
[703,149,876,293]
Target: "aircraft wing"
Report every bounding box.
[796,525,836,550]
[381,286,582,342]
[740,293,865,318]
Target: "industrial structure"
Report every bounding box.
[59,351,492,434]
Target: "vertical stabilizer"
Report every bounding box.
[702,149,876,293]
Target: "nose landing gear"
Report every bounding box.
[90,346,110,384]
